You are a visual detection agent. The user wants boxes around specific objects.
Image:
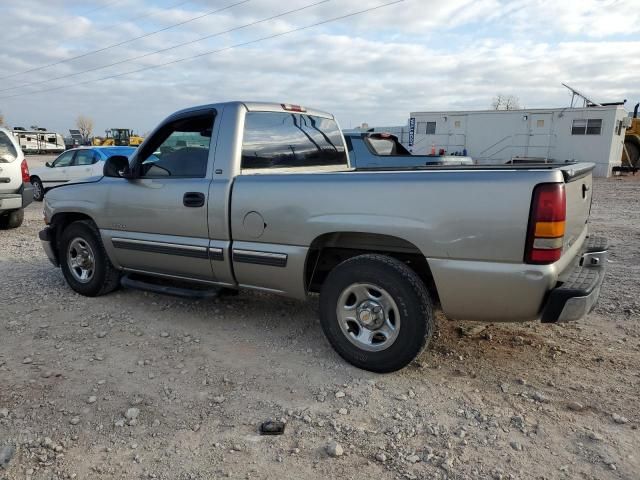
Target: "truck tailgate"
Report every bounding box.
[560,164,594,253]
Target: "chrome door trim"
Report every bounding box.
[112,237,209,260]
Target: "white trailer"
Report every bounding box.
[11,129,65,154]
[408,106,628,177]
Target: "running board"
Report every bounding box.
[121,274,221,299]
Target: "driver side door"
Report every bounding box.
[101,109,217,282]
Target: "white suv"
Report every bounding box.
[0,127,33,228]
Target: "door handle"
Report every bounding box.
[183,192,205,207]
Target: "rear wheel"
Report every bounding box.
[0,209,24,229]
[31,177,44,201]
[60,220,120,296]
[319,254,434,373]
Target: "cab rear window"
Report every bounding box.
[241,112,347,170]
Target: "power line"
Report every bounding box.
[90,0,194,37]
[4,0,128,44]
[0,0,250,81]
[0,0,404,100]
[0,0,329,94]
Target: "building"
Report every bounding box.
[408,105,628,177]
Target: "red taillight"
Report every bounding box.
[525,183,566,264]
[281,103,306,112]
[21,158,30,183]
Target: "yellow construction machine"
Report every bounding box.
[92,128,144,147]
[622,103,639,169]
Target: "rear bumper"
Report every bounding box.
[39,227,59,266]
[0,194,22,211]
[540,235,608,323]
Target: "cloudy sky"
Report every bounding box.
[0,0,639,135]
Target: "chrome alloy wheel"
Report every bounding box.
[336,283,401,352]
[67,237,95,283]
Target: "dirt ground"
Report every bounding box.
[1,160,638,480]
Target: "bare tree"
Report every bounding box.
[491,94,521,110]
[76,115,94,142]
[0,111,5,127]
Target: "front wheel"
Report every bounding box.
[59,220,120,297]
[31,177,44,201]
[319,254,434,373]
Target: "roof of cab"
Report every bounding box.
[168,101,335,121]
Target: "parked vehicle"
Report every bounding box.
[0,127,33,229]
[11,127,65,154]
[39,102,607,372]
[29,146,136,201]
[345,131,473,168]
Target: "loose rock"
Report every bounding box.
[125,408,140,420]
[533,392,549,403]
[375,452,387,462]
[0,444,16,468]
[326,440,343,458]
[612,413,628,424]
[567,401,584,412]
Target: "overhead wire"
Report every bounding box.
[0,0,404,100]
[0,0,329,93]
[4,0,128,44]
[0,0,251,81]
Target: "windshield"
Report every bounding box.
[0,131,18,162]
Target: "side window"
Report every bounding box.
[241,112,347,170]
[0,131,18,159]
[53,151,75,167]
[365,135,411,156]
[74,150,96,166]
[586,119,602,135]
[137,113,213,178]
[572,118,602,135]
[425,121,436,134]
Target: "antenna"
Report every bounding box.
[562,83,602,108]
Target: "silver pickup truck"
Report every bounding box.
[39,101,608,372]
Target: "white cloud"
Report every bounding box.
[0,0,638,133]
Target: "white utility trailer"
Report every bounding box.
[408,105,628,177]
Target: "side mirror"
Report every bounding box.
[45,161,52,168]
[103,155,134,178]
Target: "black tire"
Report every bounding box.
[319,254,434,373]
[0,209,24,229]
[31,177,44,201]
[59,220,120,297]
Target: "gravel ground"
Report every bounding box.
[1,162,639,480]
